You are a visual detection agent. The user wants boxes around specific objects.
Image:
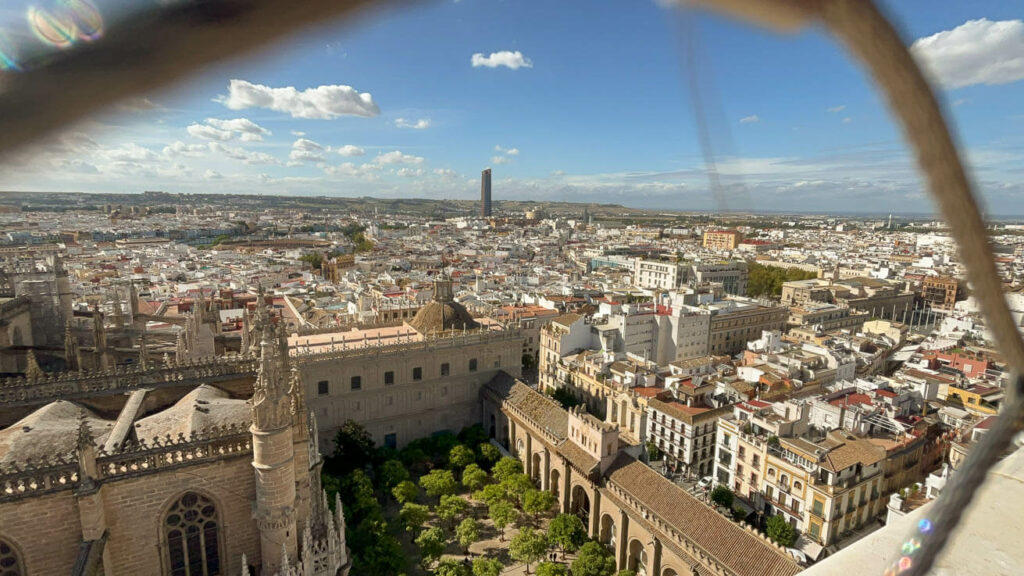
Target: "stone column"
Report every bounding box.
[562,461,571,513]
[651,537,662,576]
[251,424,298,573]
[509,419,517,453]
[525,434,533,477]
[542,449,550,491]
[590,490,602,538]
[617,509,629,570]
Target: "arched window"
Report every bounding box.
[164,492,222,576]
[0,538,24,576]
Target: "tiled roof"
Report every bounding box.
[556,441,598,474]
[606,457,801,576]
[820,438,887,472]
[503,381,568,440]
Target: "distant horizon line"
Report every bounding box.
[3,189,1024,221]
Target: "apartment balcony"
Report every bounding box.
[804,447,1024,575]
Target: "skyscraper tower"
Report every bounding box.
[481,168,492,218]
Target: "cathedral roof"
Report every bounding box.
[133,385,250,441]
[0,400,114,464]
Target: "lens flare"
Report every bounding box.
[0,37,19,71]
[898,556,913,571]
[28,0,103,49]
[917,518,932,534]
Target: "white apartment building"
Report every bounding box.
[633,258,686,290]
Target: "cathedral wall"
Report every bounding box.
[300,337,522,449]
[101,456,260,576]
[1,490,81,574]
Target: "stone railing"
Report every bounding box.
[0,423,253,502]
[0,454,79,501]
[0,355,258,406]
[96,424,252,481]
[292,327,522,363]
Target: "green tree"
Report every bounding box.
[449,445,477,471]
[478,443,501,469]
[393,480,420,504]
[399,502,430,533]
[536,562,568,576]
[523,489,557,520]
[550,387,581,410]
[474,483,510,507]
[420,469,458,500]
[570,541,617,576]
[710,486,734,509]
[502,473,535,507]
[766,514,797,547]
[547,513,587,558]
[455,517,481,552]
[462,463,489,491]
[489,499,518,541]
[616,571,637,576]
[434,559,471,576]
[458,424,489,450]
[645,441,662,461]
[436,494,469,530]
[492,457,524,483]
[357,529,407,575]
[341,469,380,523]
[472,557,503,576]
[379,459,410,489]
[328,420,376,476]
[415,526,447,569]
[509,526,550,574]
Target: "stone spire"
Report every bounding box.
[250,304,298,572]
[241,308,251,355]
[64,321,78,371]
[175,329,186,363]
[25,349,43,380]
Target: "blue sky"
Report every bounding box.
[1,0,1023,214]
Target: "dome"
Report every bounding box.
[407,277,479,335]
[408,300,479,335]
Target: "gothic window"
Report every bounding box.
[317,380,329,396]
[413,367,423,381]
[469,358,478,372]
[350,376,362,391]
[164,492,222,576]
[384,371,395,385]
[440,362,450,376]
[0,538,24,576]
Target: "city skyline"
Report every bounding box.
[0,0,1022,213]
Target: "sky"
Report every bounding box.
[1,0,1023,214]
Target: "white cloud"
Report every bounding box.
[205,118,271,141]
[471,50,533,69]
[842,117,853,124]
[374,150,424,165]
[204,169,223,180]
[209,142,279,165]
[953,98,969,107]
[397,167,425,177]
[163,141,207,157]
[395,118,431,129]
[827,105,846,113]
[495,145,520,156]
[219,79,380,119]
[187,123,233,141]
[287,139,326,163]
[291,130,306,137]
[911,19,1024,88]
[292,138,324,151]
[335,145,365,157]
[103,143,159,162]
[491,156,512,165]
[739,115,760,124]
